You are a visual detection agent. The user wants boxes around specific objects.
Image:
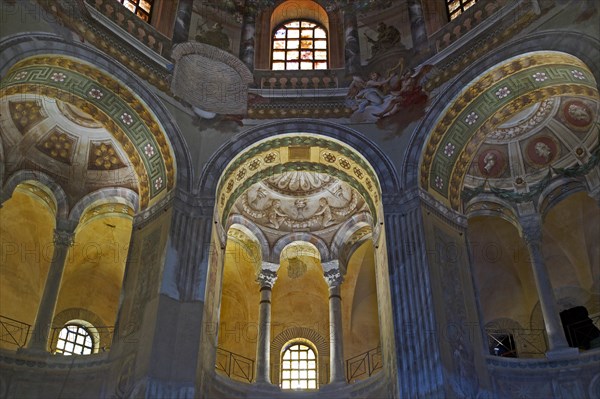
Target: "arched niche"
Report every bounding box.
[216,224,263,372]
[0,181,57,348]
[199,129,397,394]
[53,197,135,338]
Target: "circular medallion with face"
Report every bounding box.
[477,148,506,177]
[525,136,558,166]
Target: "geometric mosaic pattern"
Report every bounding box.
[36,129,76,165]
[217,135,382,226]
[8,100,46,134]
[1,56,176,209]
[89,142,127,170]
[420,51,599,210]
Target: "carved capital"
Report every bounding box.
[257,269,277,288]
[324,268,343,287]
[53,229,75,247]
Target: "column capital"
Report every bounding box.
[324,268,343,288]
[53,223,76,247]
[519,213,542,245]
[257,269,277,288]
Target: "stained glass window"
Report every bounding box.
[280,342,318,390]
[116,0,154,22]
[272,20,328,70]
[446,0,477,20]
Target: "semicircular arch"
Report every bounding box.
[406,31,600,212]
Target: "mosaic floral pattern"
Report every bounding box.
[465,112,479,125]
[495,87,510,99]
[571,70,585,80]
[144,143,155,157]
[154,176,163,190]
[444,142,456,157]
[50,72,67,82]
[120,112,133,126]
[88,88,104,99]
[532,72,547,82]
[13,71,28,80]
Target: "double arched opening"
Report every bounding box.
[415,47,600,361]
[0,45,184,356]
[203,131,395,392]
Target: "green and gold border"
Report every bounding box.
[420,51,599,210]
[216,135,382,226]
[1,55,176,209]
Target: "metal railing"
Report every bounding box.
[486,328,548,358]
[215,347,255,383]
[0,315,30,349]
[346,346,382,383]
[49,325,115,354]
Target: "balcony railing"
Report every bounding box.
[253,69,346,91]
[0,315,30,349]
[486,328,548,358]
[346,346,382,383]
[215,347,255,383]
[429,0,512,53]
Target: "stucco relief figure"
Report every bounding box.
[482,152,496,174]
[266,199,287,229]
[534,142,552,161]
[477,149,505,177]
[567,103,591,122]
[313,197,335,228]
[364,22,401,56]
[294,198,307,219]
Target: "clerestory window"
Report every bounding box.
[54,324,94,356]
[116,0,154,22]
[446,0,478,20]
[271,20,328,71]
[280,342,318,390]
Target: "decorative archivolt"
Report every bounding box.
[238,189,360,231]
[419,51,599,211]
[1,55,176,209]
[216,134,383,228]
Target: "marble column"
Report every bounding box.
[239,10,256,71]
[407,0,428,53]
[324,268,346,384]
[255,269,277,384]
[173,0,194,44]
[343,10,361,76]
[519,214,578,359]
[27,219,77,352]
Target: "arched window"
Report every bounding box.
[446,0,478,20]
[116,0,154,22]
[280,342,318,390]
[54,324,95,355]
[271,20,328,70]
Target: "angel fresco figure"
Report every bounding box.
[373,59,433,119]
[346,71,393,113]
